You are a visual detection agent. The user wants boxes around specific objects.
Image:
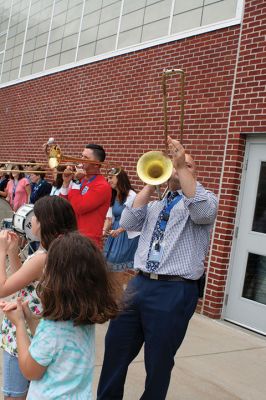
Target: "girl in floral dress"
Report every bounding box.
[0,196,77,400]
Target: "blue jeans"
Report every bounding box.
[97,274,199,400]
[2,351,29,397]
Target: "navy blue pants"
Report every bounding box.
[97,274,199,400]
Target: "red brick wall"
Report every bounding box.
[0,0,265,318]
[203,0,266,318]
[0,26,239,188]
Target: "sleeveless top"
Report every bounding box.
[0,248,46,356]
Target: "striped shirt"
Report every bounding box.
[120,182,218,280]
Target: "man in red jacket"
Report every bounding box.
[61,144,111,248]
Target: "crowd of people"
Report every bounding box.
[0,138,218,399]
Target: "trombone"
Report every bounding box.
[162,69,184,147]
[136,69,185,193]
[47,144,121,175]
[1,69,184,181]
[1,144,121,176]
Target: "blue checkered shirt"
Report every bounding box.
[120,182,218,280]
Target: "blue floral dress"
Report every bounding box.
[104,198,139,271]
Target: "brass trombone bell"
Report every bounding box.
[137,151,173,186]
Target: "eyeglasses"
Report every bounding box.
[107,167,121,176]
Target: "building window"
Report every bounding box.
[0,0,241,86]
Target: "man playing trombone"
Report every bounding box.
[97,136,218,400]
[60,144,111,248]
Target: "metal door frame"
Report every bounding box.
[223,134,266,334]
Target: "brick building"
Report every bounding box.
[0,0,265,334]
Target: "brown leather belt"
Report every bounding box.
[138,270,190,282]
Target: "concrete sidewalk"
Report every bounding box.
[93,314,266,399]
[0,314,265,399]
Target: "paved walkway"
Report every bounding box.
[0,314,265,399]
[93,314,266,399]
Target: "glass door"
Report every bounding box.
[225,141,266,334]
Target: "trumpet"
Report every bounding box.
[136,69,185,190]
